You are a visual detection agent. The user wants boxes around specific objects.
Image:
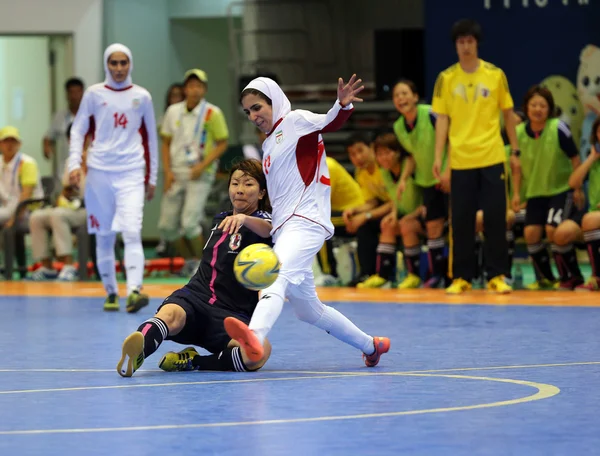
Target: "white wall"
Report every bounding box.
[169,0,241,18]
[0,0,103,86]
[0,37,52,175]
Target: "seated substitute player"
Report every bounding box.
[117,159,273,377]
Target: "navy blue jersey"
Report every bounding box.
[182,210,272,316]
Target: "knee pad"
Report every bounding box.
[96,232,117,250]
[121,231,141,245]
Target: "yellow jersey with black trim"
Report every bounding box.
[326,157,364,212]
[432,59,514,170]
[355,165,390,203]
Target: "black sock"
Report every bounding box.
[376,243,396,281]
[506,230,515,279]
[552,244,583,282]
[584,230,600,278]
[527,243,555,282]
[427,238,446,277]
[137,317,169,358]
[474,235,483,280]
[404,246,421,277]
[193,346,249,372]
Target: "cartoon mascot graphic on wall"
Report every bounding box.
[577,44,600,159]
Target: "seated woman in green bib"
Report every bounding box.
[357,133,423,289]
[563,116,600,291]
[512,85,584,290]
[392,79,450,289]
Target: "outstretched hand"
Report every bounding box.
[338,74,364,107]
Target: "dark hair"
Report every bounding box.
[393,79,419,98]
[591,116,600,147]
[523,85,556,120]
[240,88,272,106]
[184,74,207,88]
[65,78,84,90]
[345,132,372,151]
[451,19,483,43]
[165,83,184,111]
[373,132,409,160]
[228,158,271,212]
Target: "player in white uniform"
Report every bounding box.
[68,43,158,313]
[224,75,391,367]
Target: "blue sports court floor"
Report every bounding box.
[0,283,599,455]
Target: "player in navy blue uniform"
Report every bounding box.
[117,159,273,377]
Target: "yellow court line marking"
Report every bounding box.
[269,361,600,376]
[0,373,560,435]
[0,373,370,395]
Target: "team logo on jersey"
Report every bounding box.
[275,130,283,144]
[132,98,141,109]
[229,233,242,250]
[480,86,490,98]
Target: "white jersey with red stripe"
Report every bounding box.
[68,83,158,186]
[262,100,353,237]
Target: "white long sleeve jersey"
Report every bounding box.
[262,100,353,237]
[67,83,158,186]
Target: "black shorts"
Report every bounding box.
[525,191,575,227]
[422,185,448,222]
[158,289,251,354]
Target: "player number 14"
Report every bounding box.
[113,112,128,129]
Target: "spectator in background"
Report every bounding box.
[164,83,184,114]
[432,18,520,295]
[342,133,393,286]
[155,82,185,258]
[158,69,229,276]
[392,79,449,289]
[43,78,84,179]
[28,124,89,281]
[357,132,423,289]
[568,116,600,291]
[513,86,584,290]
[314,155,364,286]
[0,126,44,229]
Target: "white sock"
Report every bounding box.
[122,231,145,295]
[96,232,118,295]
[248,279,288,344]
[313,305,374,354]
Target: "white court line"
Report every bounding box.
[0,372,560,435]
[0,373,370,395]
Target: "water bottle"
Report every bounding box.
[514,264,523,290]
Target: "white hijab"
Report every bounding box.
[103,43,133,89]
[243,77,291,128]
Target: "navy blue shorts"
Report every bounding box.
[158,289,251,354]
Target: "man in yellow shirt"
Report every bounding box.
[432,19,520,294]
[0,126,44,229]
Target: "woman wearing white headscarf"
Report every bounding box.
[68,43,158,313]
[221,75,390,367]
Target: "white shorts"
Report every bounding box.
[273,217,328,285]
[84,167,145,235]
